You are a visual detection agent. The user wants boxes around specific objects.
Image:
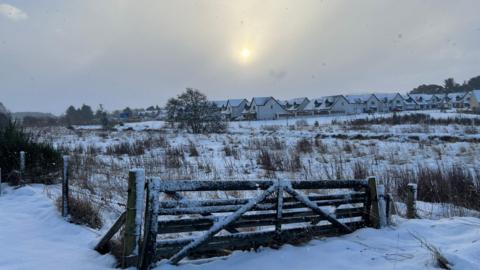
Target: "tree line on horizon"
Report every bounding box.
[410,75,480,95]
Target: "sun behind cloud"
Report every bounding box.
[239,48,252,63]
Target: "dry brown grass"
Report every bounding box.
[56,194,103,229]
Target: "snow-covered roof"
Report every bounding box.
[409,94,433,104]
[251,97,273,106]
[446,92,468,102]
[227,99,247,107]
[281,97,309,110]
[344,94,372,104]
[285,97,308,105]
[212,100,228,108]
[374,93,402,103]
[400,94,417,104]
[303,96,339,111]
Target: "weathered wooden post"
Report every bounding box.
[377,184,387,228]
[20,151,25,182]
[407,183,417,219]
[62,156,70,218]
[122,169,146,268]
[138,177,160,270]
[386,193,396,225]
[367,176,383,229]
[275,181,284,234]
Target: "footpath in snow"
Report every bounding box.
[0,184,479,270]
[0,185,116,270]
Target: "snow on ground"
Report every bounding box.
[1,183,479,270]
[0,185,116,270]
[157,217,480,270]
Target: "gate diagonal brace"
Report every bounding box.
[169,183,278,265]
[283,185,352,233]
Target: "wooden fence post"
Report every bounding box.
[367,176,383,229]
[377,184,387,228]
[407,183,417,219]
[122,169,146,268]
[275,181,284,234]
[62,156,70,218]
[20,151,25,182]
[139,177,160,270]
[386,193,396,225]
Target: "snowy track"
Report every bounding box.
[0,185,115,270]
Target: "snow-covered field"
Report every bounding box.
[1,184,479,270]
[2,111,480,269]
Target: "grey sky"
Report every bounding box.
[1,0,479,114]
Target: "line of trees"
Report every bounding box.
[410,75,480,94]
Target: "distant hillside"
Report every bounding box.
[410,75,480,94]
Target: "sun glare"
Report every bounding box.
[240,48,251,61]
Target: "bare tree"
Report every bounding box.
[166,88,226,133]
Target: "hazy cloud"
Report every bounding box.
[0,3,27,21]
[269,69,287,80]
[1,1,479,114]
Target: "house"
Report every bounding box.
[374,93,405,112]
[224,99,248,120]
[409,94,434,110]
[401,94,418,111]
[430,94,444,109]
[364,94,385,113]
[345,94,373,114]
[329,95,356,114]
[303,95,355,115]
[212,100,229,111]
[242,97,291,120]
[446,92,470,109]
[470,90,480,112]
[461,92,472,109]
[280,97,310,115]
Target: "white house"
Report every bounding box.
[364,94,384,113]
[242,97,290,120]
[303,95,355,115]
[430,94,444,109]
[224,99,248,120]
[329,95,356,114]
[212,100,229,111]
[445,92,469,109]
[461,92,472,109]
[470,90,480,112]
[409,94,434,110]
[374,93,405,112]
[401,94,418,111]
[280,97,310,115]
[345,94,373,114]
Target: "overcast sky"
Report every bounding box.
[1,0,479,114]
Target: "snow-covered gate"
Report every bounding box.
[96,173,384,269]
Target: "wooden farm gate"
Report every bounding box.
[95,170,387,269]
